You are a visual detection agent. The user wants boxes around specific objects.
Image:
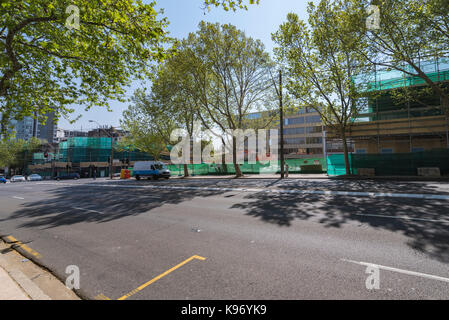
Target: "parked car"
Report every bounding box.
[0,175,7,184]
[27,174,43,181]
[133,161,171,180]
[11,175,26,182]
[55,173,80,181]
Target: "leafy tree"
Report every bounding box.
[122,53,206,178]
[0,137,42,174]
[273,1,370,175]
[345,0,449,113]
[0,0,172,134]
[151,51,205,177]
[0,0,260,135]
[180,22,275,177]
[121,89,176,162]
[204,0,259,11]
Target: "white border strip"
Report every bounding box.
[342,259,449,283]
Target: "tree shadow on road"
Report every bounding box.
[0,182,225,230]
[231,192,449,263]
[2,179,449,263]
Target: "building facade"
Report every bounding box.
[8,112,57,143]
[246,107,325,159]
[327,58,449,155]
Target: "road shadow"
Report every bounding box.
[0,182,226,230]
[3,179,449,263]
[231,192,449,263]
[130,178,449,195]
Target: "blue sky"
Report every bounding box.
[59,0,317,131]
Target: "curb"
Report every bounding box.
[0,235,89,300]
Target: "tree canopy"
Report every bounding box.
[345,0,449,113]
[122,21,275,177]
[0,136,42,173]
[0,0,172,134]
[273,0,370,175]
[0,0,260,135]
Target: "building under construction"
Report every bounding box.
[28,137,169,178]
[327,57,449,176]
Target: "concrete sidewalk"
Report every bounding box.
[0,266,30,300]
[0,241,79,300]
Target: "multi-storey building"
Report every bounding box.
[246,107,325,159]
[7,112,57,143]
[328,58,449,154]
[282,107,325,158]
[326,57,449,176]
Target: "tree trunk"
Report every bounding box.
[183,163,189,177]
[341,128,351,176]
[233,136,243,178]
[221,152,227,173]
[221,137,228,173]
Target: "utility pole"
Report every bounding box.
[110,133,114,180]
[279,69,285,179]
[265,60,285,179]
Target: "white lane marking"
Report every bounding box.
[35,182,449,201]
[73,207,103,214]
[355,213,449,224]
[12,196,25,200]
[342,259,449,283]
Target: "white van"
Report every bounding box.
[133,161,171,180]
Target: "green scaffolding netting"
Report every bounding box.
[167,158,327,176]
[327,150,449,176]
[355,58,449,92]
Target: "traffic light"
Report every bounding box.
[108,156,111,164]
[44,152,48,158]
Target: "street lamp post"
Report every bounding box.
[89,120,115,180]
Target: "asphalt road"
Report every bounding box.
[1,177,449,300]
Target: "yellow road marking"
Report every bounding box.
[6,235,42,259]
[95,294,111,300]
[118,255,206,300]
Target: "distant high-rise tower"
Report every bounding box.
[7,111,57,143]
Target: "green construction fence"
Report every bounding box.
[167,158,327,176]
[327,149,449,176]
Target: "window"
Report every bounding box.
[356,149,366,154]
[284,127,305,135]
[246,113,261,120]
[306,115,321,123]
[284,138,305,145]
[381,148,393,154]
[286,117,304,125]
[306,137,323,144]
[306,126,322,134]
[412,147,425,153]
